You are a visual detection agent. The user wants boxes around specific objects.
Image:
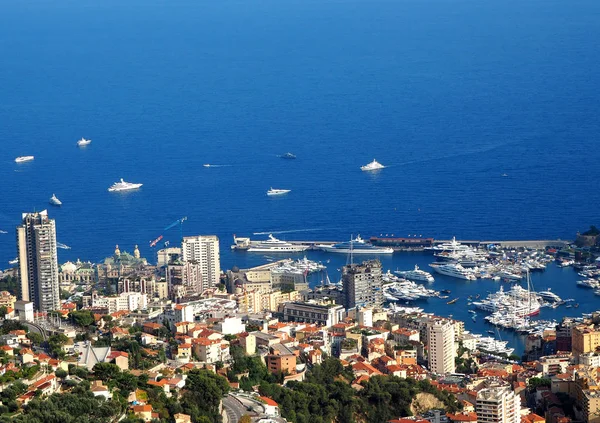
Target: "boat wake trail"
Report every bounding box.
[253,228,340,235]
[203,164,232,168]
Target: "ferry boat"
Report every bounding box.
[77,138,91,146]
[15,156,34,163]
[429,263,477,280]
[267,188,291,196]
[360,159,385,171]
[395,265,435,283]
[108,178,143,192]
[318,235,394,254]
[49,194,62,206]
[246,234,309,253]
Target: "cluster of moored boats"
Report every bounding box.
[271,256,327,275]
[576,266,600,295]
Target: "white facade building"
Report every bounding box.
[476,387,521,423]
[182,235,220,288]
[427,319,456,375]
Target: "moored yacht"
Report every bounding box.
[429,263,477,280]
[360,159,385,171]
[267,188,291,196]
[49,194,62,206]
[395,265,435,283]
[108,178,143,192]
[537,289,562,302]
[318,235,394,254]
[247,234,309,252]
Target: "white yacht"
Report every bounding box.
[49,194,62,206]
[247,234,309,252]
[15,156,34,163]
[77,138,91,146]
[8,258,18,265]
[537,289,562,302]
[317,235,394,254]
[203,164,211,167]
[429,262,477,280]
[267,188,291,196]
[108,178,143,192]
[430,237,473,252]
[395,265,435,283]
[360,159,385,171]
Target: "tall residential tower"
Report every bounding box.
[342,259,383,309]
[16,210,60,312]
[181,235,221,289]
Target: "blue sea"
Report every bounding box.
[1,0,600,353]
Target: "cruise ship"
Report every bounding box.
[108,179,143,192]
[15,156,34,163]
[395,265,435,283]
[317,235,394,254]
[429,263,477,280]
[246,234,309,253]
[267,188,291,196]
[49,194,62,206]
[360,159,385,171]
[77,138,91,146]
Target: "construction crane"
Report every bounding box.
[164,216,188,242]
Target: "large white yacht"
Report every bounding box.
[318,235,394,254]
[267,188,291,196]
[77,138,92,146]
[15,156,34,163]
[395,265,435,283]
[430,236,473,252]
[108,179,143,192]
[246,234,309,252]
[360,159,385,171]
[49,194,62,206]
[429,262,477,280]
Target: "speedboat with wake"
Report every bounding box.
[15,156,34,163]
[267,188,291,196]
[360,159,385,171]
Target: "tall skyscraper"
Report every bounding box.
[426,319,456,374]
[342,259,383,309]
[181,235,220,288]
[476,386,521,423]
[16,210,60,312]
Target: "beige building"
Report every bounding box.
[574,368,600,423]
[427,319,456,375]
[0,291,17,309]
[573,325,600,357]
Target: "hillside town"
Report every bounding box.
[2,212,600,423]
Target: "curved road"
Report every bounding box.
[222,395,248,423]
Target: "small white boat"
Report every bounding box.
[267,188,291,196]
[8,258,18,265]
[15,156,34,163]
[203,164,211,167]
[49,194,62,206]
[361,159,385,171]
[0,230,7,234]
[77,138,92,147]
[57,242,71,250]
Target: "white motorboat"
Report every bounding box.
[15,156,34,163]
[395,265,435,283]
[108,178,143,192]
[49,194,62,206]
[77,138,91,146]
[318,235,394,254]
[429,262,477,280]
[267,188,291,196]
[360,159,385,171]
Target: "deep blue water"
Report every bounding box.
[2,0,600,352]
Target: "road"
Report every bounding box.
[222,395,248,423]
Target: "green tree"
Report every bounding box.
[93,362,121,381]
[70,310,95,328]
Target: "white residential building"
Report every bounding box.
[181,235,220,288]
[91,292,148,314]
[427,319,456,375]
[214,317,246,335]
[476,386,521,423]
